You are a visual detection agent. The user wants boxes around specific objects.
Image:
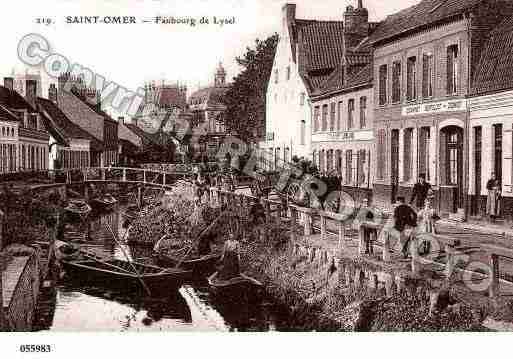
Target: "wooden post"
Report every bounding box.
[303,209,312,236]
[410,236,420,276]
[137,186,143,206]
[101,168,106,181]
[123,168,127,182]
[290,207,297,242]
[382,231,391,262]
[489,253,499,299]
[143,170,147,184]
[444,245,455,278]
[163,173,166,187]
[320,214,327,241]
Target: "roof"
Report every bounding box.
[125,123,159,145]
[159,86,187,108]
[369,0,482,45]
[473,16,513,95]
[0,104,19,122]
[296,20,345,93]
[313,62,373,98]
[0,85,37,112]
[188,84,230,109]
[37,97,104,150]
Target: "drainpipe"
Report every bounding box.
[463,12,472,222]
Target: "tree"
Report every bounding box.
[222,33,279,145]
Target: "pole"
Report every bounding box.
[105,223,152,296]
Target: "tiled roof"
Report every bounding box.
[37,97,104,150]
[159,87,187,109]
[369,0,482,44]
[0,105,19,122]
[296,19,345,93]
[188,84,230,109]
[473,16,513,95]
[313,63,372,98]
[0,86,37,112]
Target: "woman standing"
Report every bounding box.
[486,173,501,222]
[218,230,241,280]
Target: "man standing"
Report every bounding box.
[410,174,431,210]
[394,196,418,258]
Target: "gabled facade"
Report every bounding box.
[260,3,346,168]
[370,0,513,217]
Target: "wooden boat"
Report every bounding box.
[90,193,118,211]
[55,240,81,261]
[207,271,263,301]
[61,258,192,296]
[64,200,91,221]
[155,252,221,276]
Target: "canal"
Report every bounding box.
[39,205,297,332]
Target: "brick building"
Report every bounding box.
[370,0,513,217]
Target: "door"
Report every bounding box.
[444,126,464,210]
[474,126,482,215]
[391,129,400,202]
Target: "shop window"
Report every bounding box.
[494,124,503,184]
[345,150,353,184]
[377,129,386,180]
[403,128,413,181]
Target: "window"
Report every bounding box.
[321,104,328,131]
[300,92,305,106]
[335,150,342,175]
[320,149,325,174]
[377,129,386,180]
[448,133,459,185]
[313,106,320,132]
[357,150,366,186]
[337,101,343,131]
[329,103,336,131]
[418,127,431,181]
[379,65,388,105]
[423,53,434,98]
[447,45,459,95]
[348,99,355,129]
[359,97,367,128]
[403,128,413,181]
[406,56,417,101]
[327,150,333,173]
[345,150,353,184]
[274,69,279,84]
[494,124,503,183]
[392,61,401,103]
[286,66,291,80]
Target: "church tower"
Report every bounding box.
[214,62,226,87]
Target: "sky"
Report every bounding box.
[0,0,419,112]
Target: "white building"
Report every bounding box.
[260,3,346,169]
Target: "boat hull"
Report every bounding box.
[207,272,263,303]
[61,260,192,296]
[155,253,221,276]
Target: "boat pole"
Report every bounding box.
[105,223,152,297]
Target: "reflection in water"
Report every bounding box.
[46,205,295,332]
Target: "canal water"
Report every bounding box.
[43,206,296,332]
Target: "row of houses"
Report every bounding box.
[261,0,513,221]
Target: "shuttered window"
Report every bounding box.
[377,129,386,180]
[379,65,388,105]
[406,57,417,101]
[345,150,353,184]
[422,53,434,98]
[360,97,367,128]
[322,104,328,131]
[392,61,401,103]
[447,45,458,95]
[348,99,355,129]
[403,128,413,181]
[330,102,336,131]
[313,106,320,132]
[418,127,430,180]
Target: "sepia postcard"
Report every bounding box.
[1,0,513,357]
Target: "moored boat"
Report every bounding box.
[155,252,221,276]
[90,193,118,211]
[64,200,92,221]
[61,258,192,296]
[207,271,263,302]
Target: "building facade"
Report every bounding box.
[0,77,49,173]
[261,3,348,168]
[371,0,513,216]
[188,62,231,161]
[468,16,513,221]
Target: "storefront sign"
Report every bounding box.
[402,99,467,116]
[312,130,373,143]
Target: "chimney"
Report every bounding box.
[118,116,125,125]
[26,79,37,108]
[358,0,363,8]
[48,83,57,103]
[282,3,296,32]
[3,77,13,91]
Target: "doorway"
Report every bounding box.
[391,129,400,203]
[442,125,464,209]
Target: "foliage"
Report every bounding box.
[222,33,279,144]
